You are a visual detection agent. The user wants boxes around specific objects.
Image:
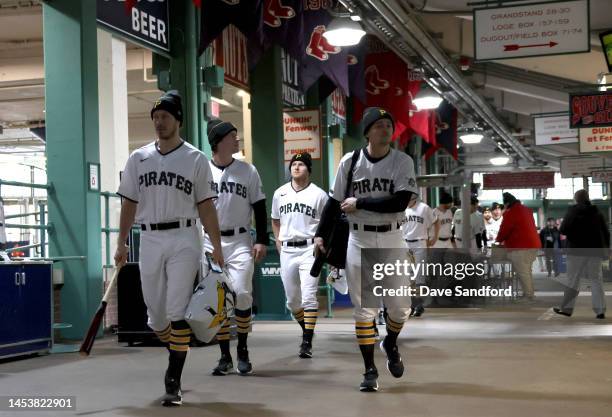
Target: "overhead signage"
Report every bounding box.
[281,49,305,107]
[473,0,590,61]
[482,171,555,189]
[579,126,612,153]
[212,25,249,92]
[534,114,578,145]
[569,91,612,128]
[591,169,612,183]
[560,156,604,178]
[283,109,321,161]
[97,0,169,53]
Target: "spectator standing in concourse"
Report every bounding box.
[495,192,541,302]
[539,217,562,277]
[554,190,609,319]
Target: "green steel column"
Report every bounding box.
[251,47,284,208]
[43,0,102,338]
[168,0,201,148]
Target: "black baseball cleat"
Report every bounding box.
[299,340,313,358]
[161,372,182,407]
[380,338,404,378]
[553,307,572,317]
[212,354,233,376]
[413,306,425,317]
[596,313,605,319]
[236,347,253,375]
[359,367,379,392]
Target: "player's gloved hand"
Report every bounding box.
[253,243,267,263]
[313,237,326,256]
[211,247,225,268]
[114,243,129,267]
[340,197,358,213]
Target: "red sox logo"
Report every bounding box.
[365,65,389,95]
[264,0,295,27]
[306,25,341,61]
[347,54,358,65]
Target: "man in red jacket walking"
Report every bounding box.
[496,192,541,301]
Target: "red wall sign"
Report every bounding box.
[211,24,249,92]
[570,91,612,129]
[483,172,555,189]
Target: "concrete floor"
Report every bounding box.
[1,294,612,417]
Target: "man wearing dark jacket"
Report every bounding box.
[554,190,609,319]
[540,217,562,277]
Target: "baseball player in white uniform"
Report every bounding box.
[452,196,486,249]
[484,202,503,246]
[203,118,268,376]
[403,195,435,317]
[431,192,454,249]
[271,152,328,359]
[115,91,223,407]
[315,107,417,392]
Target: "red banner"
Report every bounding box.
[483,172,555,190]
[570,91,612,129]
[211,25,249,92]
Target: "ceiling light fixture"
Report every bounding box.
[322,17,366,46]
[490,156,510,166]
[412,86,443,111]
[459,132,483,144]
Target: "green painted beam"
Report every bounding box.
[43,0,102,339]
[251,47,284,210]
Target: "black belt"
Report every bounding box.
[284,238,314,247]
[141,219,193,231]
[353,223,400,233]
[406,239,425,243]
[220,227,248,237]
[438,237,450,241]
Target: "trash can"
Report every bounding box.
[253,244,292,321]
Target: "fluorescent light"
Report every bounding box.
[211,96,232,107]
[322,18,366,46]
[350,15,362,21]
[459,133,483,144]
[412,87,443,110]
[490,156,510,166]
[236,90,248,97]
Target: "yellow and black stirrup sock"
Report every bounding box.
[293,308,305,332]
[384,317,404,347]
[155,323,172,345]
[303,308,318,342]
[235,308,252,350]
[216,319,231,356]
[356,321,377,370]
[168,320,191,381]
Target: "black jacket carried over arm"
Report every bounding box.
[559,202,610,256]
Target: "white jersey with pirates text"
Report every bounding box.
[331,148,417,225]
[271,182,328,242]
[117,140,216,224]
[209,159,265,230]
[403,201,435,240]
[433,207,453,239]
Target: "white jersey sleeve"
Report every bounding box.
[330,152,353,202]
[194,154,217,204]
[248,166,266,204]
[117,152,140,203]
[271,188,281,220]
[392,153,418,196]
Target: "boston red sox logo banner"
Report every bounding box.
[247,0,304,70]
[198,0,264,55]
[346,41,366,104]
[354,45,416,141]
[299,1,349,97]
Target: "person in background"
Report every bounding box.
[484,202,503,246]
[554,190,609,319]
[496,192,541,302]
[539,217,562,277]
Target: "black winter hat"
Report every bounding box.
[362,107,395,137]
[290,152,312,173]
[439,192,453,204]
[151,90,183,125]
[207,118,237,148]
[502,192,518,207]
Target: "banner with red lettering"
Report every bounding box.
[211,25,249,92]
[569,91,612,128]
